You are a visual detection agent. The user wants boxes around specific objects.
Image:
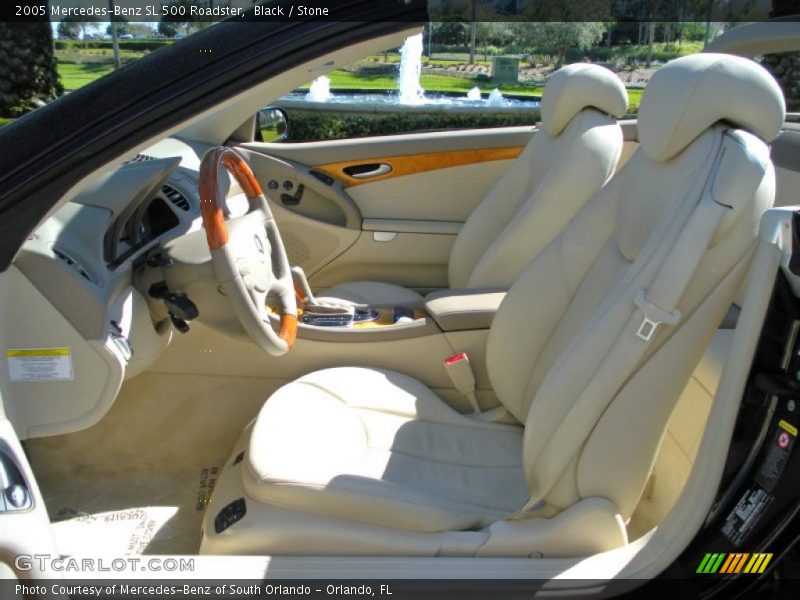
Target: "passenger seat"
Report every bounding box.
[319,63,629,306]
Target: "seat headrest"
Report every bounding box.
[540,63,629,137]
[638,53,785,162]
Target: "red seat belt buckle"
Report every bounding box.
[443,352,479,413]
[444,352,468,366]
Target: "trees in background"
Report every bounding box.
[57,15,99,46]
[0,17,63,117]
[157,21,180,38]
[57,20,80,40]
[509,22,606,68]
[105,16,130,36]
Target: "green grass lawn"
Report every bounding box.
[314,70,545,96]
[57,62,115,91]
[626,88,643,111]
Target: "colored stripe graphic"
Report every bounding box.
[723,553,749,574]
[697,553,726,573]
[719,553,737,574]
[697,553,773,574]
[745,553,772,574]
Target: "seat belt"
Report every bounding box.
[511,131,767,518]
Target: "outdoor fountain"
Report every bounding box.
[397,33,425,105]
[279,34,539,111]
[486,88,507,107]
[305,76,332,102]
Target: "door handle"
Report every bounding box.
[343,163,392,179]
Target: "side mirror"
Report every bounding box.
[258,106,289,142]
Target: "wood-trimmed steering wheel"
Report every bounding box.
[198,147,297,356]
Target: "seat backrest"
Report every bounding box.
[447,63,629,290]
[486,53,785,519]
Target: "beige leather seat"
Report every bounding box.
[320,63,628,306]
[202,54,784,557]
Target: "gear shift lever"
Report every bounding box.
[291,266,316,304]
[291,267,360,326]
[290,266,380,327]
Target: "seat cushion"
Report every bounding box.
[244,367,529,533]
[316,281,424,307]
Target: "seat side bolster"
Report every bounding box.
[477,497,627,557]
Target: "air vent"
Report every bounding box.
[161,184,190,211]
[125,153,154,164]
[53,248,96,285]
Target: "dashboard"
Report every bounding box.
[7,138,213,438]
[17,138,209,338]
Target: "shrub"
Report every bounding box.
[281,109,539,142]
[54,39,171,52]
[481,45,504,57]
[354,63,398,76]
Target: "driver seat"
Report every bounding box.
[318,63,628,306]
[201,55,783,557]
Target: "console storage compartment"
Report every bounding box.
[424,289,506,332]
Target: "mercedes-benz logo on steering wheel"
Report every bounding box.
[254,235,266,258]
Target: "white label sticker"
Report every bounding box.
[6,348,73,381]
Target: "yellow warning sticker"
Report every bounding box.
[779,420,798,437]
[6,348,71,357]
[6,348,73,381]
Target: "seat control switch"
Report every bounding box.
[214,498,246,534]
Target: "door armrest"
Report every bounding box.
[424,289,506,332]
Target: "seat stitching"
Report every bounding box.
[354,405,522,432]
[299,378,522,433]
[360,455,525,509]
[365,445,522,470]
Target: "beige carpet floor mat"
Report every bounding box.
[25,372,278,555]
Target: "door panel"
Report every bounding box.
[310,231,456,292]
[346,159,517,221]
[242,149,361,228]
[242,127,536,291]
[315,146,523,188]
[242,150,361,280]
[265,201,360,278]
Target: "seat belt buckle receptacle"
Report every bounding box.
[444,352,480,413]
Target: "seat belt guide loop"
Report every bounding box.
[634,290,681,342]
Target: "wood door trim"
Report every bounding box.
[315,146,524,187]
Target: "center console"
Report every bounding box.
[289,268,505,343]
[301,306,425,329]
